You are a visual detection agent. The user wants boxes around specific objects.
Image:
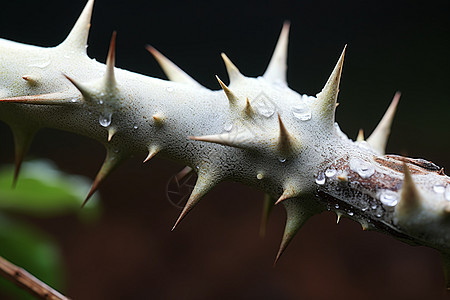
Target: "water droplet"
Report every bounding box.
[99,100,104,105]
[374,206,384,218]
[253,93,276,118]
[348,211,354,216]
[433,184,446,194]
[70,98,78,103]
[349,158,375,178]
[292,102,312,121]
[224,123,233,132]
[445,185,450,201]
[325,168,337,178]
[315,172,326,185]
[371,204,377,210]
[166,86,174,92]
[378,190,398,207]
[335,204,339,209]
[256,173,264,180]
[362,207,368,212]
[99,112,112,127]
[278,157,286,163]
[133,125,138,129]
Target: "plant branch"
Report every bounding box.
[0,255,70,300]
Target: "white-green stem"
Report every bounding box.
[0,0,449,289]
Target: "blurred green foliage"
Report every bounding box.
[0,160,100,299]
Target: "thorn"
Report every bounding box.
[359,220,369,231]
[105,31,117,88]
[396,163,421,217]
[152,112,165,125]
[275,189,291,205]
[63,74,91,99]
[189,132,250,149]
[107,127,116,142]
[356,128,365,142]
[316,45,346,126]
[366,91,401,155]
[260,194,274,237]
[336,212,342,224]
[220,53,245,84]
[277,114,294,156]
[264,21,290,85]
[171,173,217,231]
[216,75,239,107]
[58,0,94,54]
[10,125,37,188]
[143,145,160,163]
[275,200,313,264]
[146,45,204,88]
[175,166,194,181]
[0,92,78,105]
[22,74,39,84]
[82,148,125,207]
[275,181,298,205]
[244,98,255,118]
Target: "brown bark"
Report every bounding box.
[0,256,70,300]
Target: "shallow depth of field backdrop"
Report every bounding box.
[0,0,449,299]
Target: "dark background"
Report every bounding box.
[0,0,449,299]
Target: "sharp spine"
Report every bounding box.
[221,53,245,84]
[216,76,239,107]
[105,31,117,89]
[152,112,165,124]
[83,148,125,207]
[107,127,116,142]
[396,163,422,217]
[275,200,313,264]
[146,45,204,88]
[275,182,298,205]
[336,212,342,224]
[143,145,160,163]
[64,74,92,100]
[57,0,94,54]
[171,173,217,231]
[0,92,78,105]
[264,21,290,85]
[277,114,294,156]
[22,74,39,83]
[244,98,255,117]
[10,125,37,188]
[316,45,346,126]
[189,132,251,150]
[356,129,364,142]
[366,91,401,155]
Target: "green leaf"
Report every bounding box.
[0,214,65,300]
[0,160,100,219]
